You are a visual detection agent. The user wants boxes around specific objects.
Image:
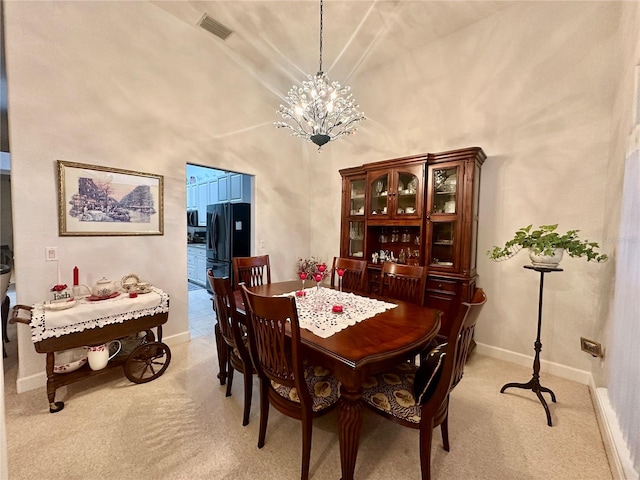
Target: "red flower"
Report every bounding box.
[51,284,68,292]
[317,264,326,273]
[299,272,307,280]
[313,273,323,282]
[337,268,345,277]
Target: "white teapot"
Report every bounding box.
[91,277,117,298]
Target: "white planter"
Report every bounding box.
[529,248,564,267]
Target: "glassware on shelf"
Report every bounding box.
[375,180,383,195]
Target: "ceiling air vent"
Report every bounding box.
[197,14,233,41]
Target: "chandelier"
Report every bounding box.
[275,0,365,151]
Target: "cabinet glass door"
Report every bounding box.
[396,171,419,215]
[430,221,456,268]
[349,179,366,216]
[432,167,458,214]
[369,173,389,216]
[348,221,365,258]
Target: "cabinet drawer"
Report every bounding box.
[426,278,457,295]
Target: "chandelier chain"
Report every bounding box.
[318,0,323,73]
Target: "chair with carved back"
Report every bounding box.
[379,262,427,305]
[232,255,271,289]
[240,285,340,480]
[208,272,255,426]
[330,257,367,294]
[361,288,487,480]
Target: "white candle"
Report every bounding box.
[57,261,61,286]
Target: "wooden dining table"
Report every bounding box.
[233,280,441,480]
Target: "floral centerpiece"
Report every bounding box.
[296,257,329,290]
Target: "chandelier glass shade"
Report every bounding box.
[275,0,365,151]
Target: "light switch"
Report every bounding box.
[45,247,58,261]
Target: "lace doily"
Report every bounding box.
[30,287,170,343]
[277,287,397,338]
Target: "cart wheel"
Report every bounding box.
[124,341,171,384]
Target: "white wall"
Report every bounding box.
[4,0,310,389]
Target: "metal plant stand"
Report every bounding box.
[500,265,560,426]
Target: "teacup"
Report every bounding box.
[406,207,415,214]
[87,340,122,371]
[137,282,152,293]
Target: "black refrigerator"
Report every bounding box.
[206,202,251,292]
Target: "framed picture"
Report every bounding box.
[57,160,164,236]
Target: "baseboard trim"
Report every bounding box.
[16,330,191,394]
[16,371,45,394]
[593,386,639,480]
[474,342,591,384]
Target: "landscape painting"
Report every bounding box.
[57,160,164,236]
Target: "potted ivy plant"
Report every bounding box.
[487,224,608,267]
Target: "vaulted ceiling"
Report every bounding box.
[152,1,514,107]
[0,0,524,156]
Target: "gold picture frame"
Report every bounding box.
[57,160,164,236]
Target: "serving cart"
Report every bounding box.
[11,287,171,413]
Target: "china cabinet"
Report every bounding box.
[340,171,367,259]
[367,163,424,221]
[339,147,485,338]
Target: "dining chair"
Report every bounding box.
[330,257,367,294]
[208,272,255,426]
[379,262,427,305]
[1,264,11,358]
[240,285,340,480]
[232,255,271,289]
[361,288,487,480]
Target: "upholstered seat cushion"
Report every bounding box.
[362,362,421,423]
[271,364,340,412]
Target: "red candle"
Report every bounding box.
[73,266,79,286]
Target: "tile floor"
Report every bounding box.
[187,283,215,338]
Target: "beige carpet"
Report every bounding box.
[3,334,613,479]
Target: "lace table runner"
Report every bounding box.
[277,287,397,338]
[30,287,170,343]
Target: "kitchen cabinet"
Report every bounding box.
[217,175,229,202]
[339,147,485,338]
[208,179,218,205]
[187,245,207,287]
[229,173,251,203]
[187,184,197,210]
[197,183,208,226]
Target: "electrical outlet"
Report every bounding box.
[580,337,603,358]
[45,247,58,261]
